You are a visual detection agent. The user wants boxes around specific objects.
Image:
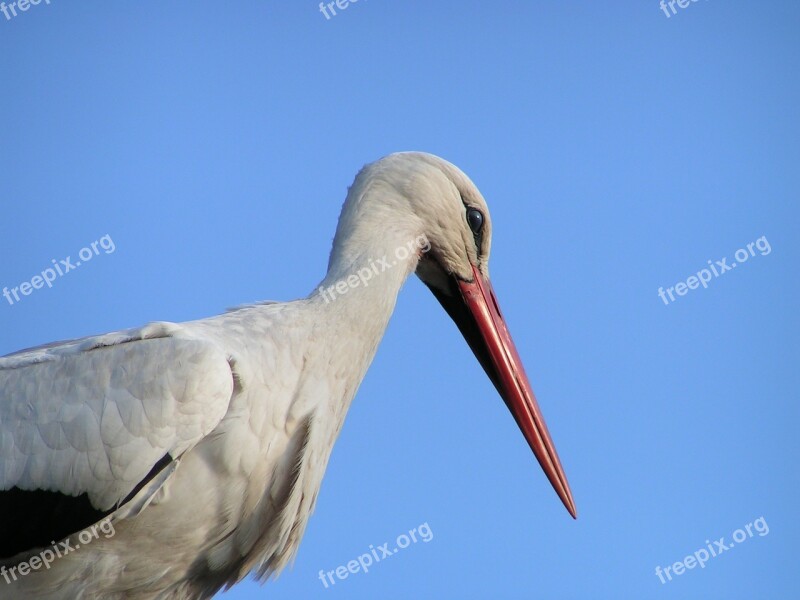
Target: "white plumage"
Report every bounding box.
[2,322,232,510]
[0,152,575,599]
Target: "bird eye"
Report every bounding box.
[466,208,484,234]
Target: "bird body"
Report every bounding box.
[0,153,575,599]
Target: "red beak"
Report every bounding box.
[429,264,576,518]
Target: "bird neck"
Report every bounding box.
[310,226,424,335]
[309,179,428,338]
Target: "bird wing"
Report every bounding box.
[0,321,235,512]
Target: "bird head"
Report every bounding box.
[339,152,577,518]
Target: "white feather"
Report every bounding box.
[0,152,492,599]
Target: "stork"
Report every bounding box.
[0,152,575,599]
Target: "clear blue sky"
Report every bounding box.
[1,2,797,599]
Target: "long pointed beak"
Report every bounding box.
[429,264,576,518]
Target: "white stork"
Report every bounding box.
[0,152,575,599]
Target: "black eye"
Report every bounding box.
[466,208,484,234]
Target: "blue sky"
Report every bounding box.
[1,2,798,598]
